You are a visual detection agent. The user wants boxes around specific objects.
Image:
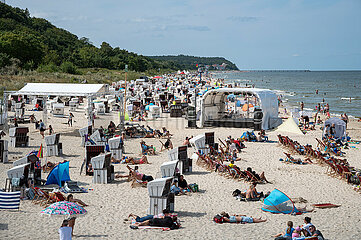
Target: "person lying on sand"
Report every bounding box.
[116,165,154,182]
[112,155,149,164]
[130,216,180,230]
[128,209,171,223]
[281,153,313,165]
[220,212,267,224]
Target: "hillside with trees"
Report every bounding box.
[148,55,239,70]
[0,2,238,75]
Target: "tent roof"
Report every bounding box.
[276,118,304,135]
[17,83,107,96]
[324,117,346,126]
[200,88,280,130]
[45,161,70,187]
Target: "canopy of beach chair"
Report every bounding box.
[323,117,346,139]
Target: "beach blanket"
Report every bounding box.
[312,203,340,209]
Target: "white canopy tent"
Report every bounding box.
[323,117,347,140]
[4,83,124,130]
[17,83,108,96]
[200,88,281,130]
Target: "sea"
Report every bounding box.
[214,71,361,118]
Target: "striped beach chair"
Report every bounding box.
[0,191,21,210]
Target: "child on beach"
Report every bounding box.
[273,221,294,240]
[292,227,302,238]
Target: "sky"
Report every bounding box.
[6,0,361,70]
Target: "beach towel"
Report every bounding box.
[138,226,170,231]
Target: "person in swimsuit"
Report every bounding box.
[117,165,154,182]
[220,212,267,223]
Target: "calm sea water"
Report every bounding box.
[215,71,361,117]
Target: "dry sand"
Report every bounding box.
[1,103,361,240]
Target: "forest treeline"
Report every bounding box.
[0,3,238,74]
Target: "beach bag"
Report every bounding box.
[189,183,199,192]
[213,214,224,224]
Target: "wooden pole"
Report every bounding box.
[123,65,128,121]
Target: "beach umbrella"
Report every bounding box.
[37,144,43,158]
[242,103,254,111]
[145,105,150,111]
[153,76,162,79]
[227,94,235,100]
[41,201,87,217]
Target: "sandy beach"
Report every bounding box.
[1,100,361,240]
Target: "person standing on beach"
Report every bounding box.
[68,113,74,127]
[341,113,348,129]
[300,102,304,111]
[58,220,72,240]
[48,125,54,135]
[39,120,45,139]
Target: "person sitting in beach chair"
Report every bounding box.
[162,127,173,137]
[140,141,155,155]
[231,150,241,161]
[116,165,153,185]
[219,211,267,224]
[160,138,173,151]
[107,121,116,134]
[244,167,270,183]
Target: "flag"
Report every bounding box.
[37,144,43,158]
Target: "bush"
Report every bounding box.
[60,61,78,74]
[0,52,11,68]
[37,63,59,73]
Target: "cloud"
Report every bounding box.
[292,54,300,57]
[151,24,210,32]
[227,16,260,22]
[59,16,88,21]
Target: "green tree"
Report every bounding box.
[0,31,44,67]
